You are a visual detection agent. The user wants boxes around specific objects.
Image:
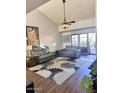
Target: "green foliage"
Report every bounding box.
[91,67,97,76]
[80,76,93,93]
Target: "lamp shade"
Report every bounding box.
[26,45,32,57]
[52,43,56,47]
[26,45,32,51]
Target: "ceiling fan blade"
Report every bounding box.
[62,0,75,27]
[68,21,75,23]
[62,22,71,25]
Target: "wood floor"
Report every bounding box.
[26,55,96,93]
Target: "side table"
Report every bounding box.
[26,55,39,67]
[55,50,61,58]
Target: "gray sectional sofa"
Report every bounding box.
[59,46,81,59]
[26,45,55,67]
[32,45,55,64]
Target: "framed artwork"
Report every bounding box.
[26,26,40,45]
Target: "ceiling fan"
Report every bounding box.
[62,0,75,29]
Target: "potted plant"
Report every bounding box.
[80,76,93,93]
[90,67,97,78]
[80,67,97,93]
[90,67,97,90]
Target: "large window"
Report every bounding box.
[71,35,79,46]
[79,34,88,47]
[71,34,88,47]
[71,33,96,54]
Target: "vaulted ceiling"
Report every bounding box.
[38,0,95,25]
[26,0,49,14]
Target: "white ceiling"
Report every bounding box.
[26,0,49,14]
[38,0,95,25]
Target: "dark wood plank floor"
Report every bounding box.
[27,55,95,93]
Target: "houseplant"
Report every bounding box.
[80,76,93,93]
[80,67,97,93]
[91,67,97,78]
[91,67,97,90]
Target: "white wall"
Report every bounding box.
[61,27,96,48]
[26,9,62,52]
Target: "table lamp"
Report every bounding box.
[26,45,32,57]
[52,43,56,52]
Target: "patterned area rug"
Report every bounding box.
[28,57,86,85]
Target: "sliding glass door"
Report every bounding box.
[71,33,96,55]
[71,35,79,46]
[79,34,88,47]
[88,33,96,54]
[79,34,88,54]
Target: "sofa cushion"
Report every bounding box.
[32,45,49,56]
[42,48,49,54]
[39,52,54,59]
[32,45,41,51]
[32,50,43,56]
[66,46,72,50]
[66,46,80,51]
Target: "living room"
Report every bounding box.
[26,0,96,93]
[1,0,124,93]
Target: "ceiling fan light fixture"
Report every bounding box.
[61,0,75,30]
[62,24,69,30]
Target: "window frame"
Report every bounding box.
[71,34,79,46]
